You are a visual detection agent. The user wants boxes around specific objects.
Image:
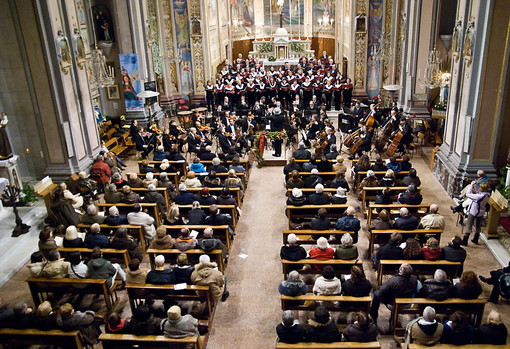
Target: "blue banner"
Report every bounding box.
[119,53,144,111]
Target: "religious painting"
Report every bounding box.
[107,84,120,100]
[191,17,202,36]
[220,0,229,26]
[119,54,144,111]
[56,30,71,74]
[231,0,254,26]
[366,0,383,98]
[73,29,87,69]
[355,13,366,33]
[92,4,114,42]
[76,0,87,25]
[263,0,303,28]
[172,0,194,94]
[313,0,335,30]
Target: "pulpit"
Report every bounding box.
[484,189,508,238]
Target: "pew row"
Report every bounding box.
[147,248,226,273]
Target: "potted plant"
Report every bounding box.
[19,185,38,206]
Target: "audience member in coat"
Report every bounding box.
[84,223,110,249]
[335,233,358,260]
[341,265,372,297]
[39,249,70,279]
[310,208,331,231]
[191,254,229,301]
[343,312,378,342]
[454,271,482,299]
[409,306,444,346]
[103,205,128,226]
[308,184,331,205]
[278,270,308,297]
[276,310,307,344]
[87,247,126,287]
[149,225,175,250]
[373,232,404,268]
[146,255,175,285]
[38,227,57,259]
[161,305,199,339]
[306,306,342,343]
[126,258,149,284]
[421,237,442,261]
[334,206,361,243]
[127,203,156,240]
[442,311,474,345]
[313,266,342,296]
[110,226,143,261]
[474,310,507,345]
[393,207,419,230]
[417,269,454,301]
[441,236,467,274]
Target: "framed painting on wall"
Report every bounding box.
[107,84,120,100]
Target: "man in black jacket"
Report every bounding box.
[373,232,404,268]
[441,236,467,274]
[394,207,419,230]
[308,184,331,205]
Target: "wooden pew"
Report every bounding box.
[96,203,162,226]
[164,225,231,251]
[286,188,338,197]
[186,187,242,207]
[368,229,442,257]
[77,224,147,252]
[361,186,421,211]
[138,160,187,175]
[355,171,410,187]
[366,204,431,226]
[125,187,170,209]
[284,171,338,185]
[176,204,238,227]
[282,230,355,245]
[147,248,226,273]
[409,345,504,349]
[275,341,380,349]
[126,283,214,319]
[58,247,130,267]
[100,333,202,349]
[390,298,486,331]
[136,172,180,186]
[201,159,251,174]
[350,158,403,166]
[282,259,359,278]
[377,259,461,286]
[0,328,85,349]
[281,294,372,313]
[27,277,119,314]
[286,204,349,228]
[105,136,128,157]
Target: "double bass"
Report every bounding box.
[385,130,403,156]
[343,128,361,147]
[375,118,394,151]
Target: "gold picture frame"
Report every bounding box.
[107,84,120,100]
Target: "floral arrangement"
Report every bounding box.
[259,42,273,53]
[290,42,304,53]
[253,130,287,167]
[268,56,276,62]
[433,101,447,111]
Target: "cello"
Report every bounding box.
[343,128,361,147]
[385,130,403,156]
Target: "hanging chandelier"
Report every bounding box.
[421,46,442,89]
[89,46,115,87]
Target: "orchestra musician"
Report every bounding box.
[217,127,234,154]
[269,107,285,157]
[320,127,337,154]
[205,80,214,112]
[396,116,413,153]
[187,127,203,155]
[349,125,373,160]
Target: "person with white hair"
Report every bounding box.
[207,157,228,173]
[59,182,84,210]
[307,183,330,205]
[304,168,324,188]
[278,270,307,297]
[335,233,358,260]
[127,173,144,188]
[286,187,306,206]
[142,172,158,188]
[142,183,166,212]
[157,172,176,196]
[359,170,379,192]
[104,205,128,225]
[394,207,419,230]
[309,237,335,260]
[146,254,175,284]
[104,183,124,204]
[397,184,423,210]
[174,183,196,205]
[419,204,446,230]
[334,206,361,243]
[197,226,226,257]
[407,306,444,346]
[293,141,312,160]
[191,254,229,301]
[418,269,454,301]
[63,225,84,248]
[153,145,167,161]
[127,203,156,240]
[475,310,508,345]
[330,186,347,204]
[80,204,106,225]
[276,310,307,344]
[280,233,307,262]
[84,223,110,248]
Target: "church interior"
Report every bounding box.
[0,0,510,348]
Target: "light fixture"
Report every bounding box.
[89,46,115,87]
[420,46,442,89]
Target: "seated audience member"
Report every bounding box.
[224,170,244,195]
[67,251,88,279]
[402,168,421,187]
[149,225,175,250]
[126,258,149,284]
[184,171,202,188]
[205,205,233,227]
[208,157,228,173]
[421,237,441,261]
[121,185,141,204]
[278,270,308,297]
[287,187,306,206]
[316,155,332,172]
[310,208,331,231]
[173,253,195,284]
[106,312,127,334]
[84,223,110,249]
[418,269,454,301]
[306,306,342,343]
[0,301,34,329]
[161,305,199,339]
[197,227,226,257]
[479,261,510,304]
[343,311,378,342]
[199,145,216,161]
[474,310,507,345]
[379,169,396,187]
[111,226,143,261]
[341,265,372,297]
[90,155,112,187]
[59,182,84,210]
[195,187,216,205]
[352,155,371,177]
[63,225,84,248]
[332,155,346,174]
[125,304,161,335]
[293,141,311,160]
[142,172,158,188]
[203,170,223,188]
[301,160,316,172]
[327,146,340,162]
[216,188,237,206]
[127,173,144,188]
[454,270,482,299]
[280,233,307,262]
[334,206,361,243]
[189,157,206,173]
[329,171,350,192]
[442,311,474,345]
[397,184,423,211]
[88,247,126,287]
[408,306,443,346]
[308,183,330,205]
[393,207,419,230]
[158,172,176,192]
[419,204,445,230]
[80,204,106,224]
[441,236,467,274]
[38,227,57,259]
[374,187,392,209]
[127,203,156,240]
[174,227,197,252]
[313,266,341,296]
[33,301,57,331]
[187,201,207,225]
[369,209,392,231]
[104,183,124,204]
[286,170,305,189]
[174,183,196,205]
[400,154,412,171]
[309,237,335,261]
[276,310,307,344]
[369,263,418,322]
[304,168,323,188]
[146,255,175,285]
[27,251,45,277]
[56,303,99,345]
[104,205,128,226]
[386,156,401,173]
[403,238,424,260]
[229,157,246,173]
[358,170,379,192]
[335,233,358,260]
[374,232,404,268]
[330,187,347,204]
[153,145,167,161]
[166,202,185,225]
[284,158,301,175]
[370,157,387,172]
[143,184,166,213]
[191,254,229,301]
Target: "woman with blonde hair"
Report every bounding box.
[184,171,202,188]
[475,310,507,344]
[332,155,346,174]
[379,169,396,187]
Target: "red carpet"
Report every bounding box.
[500,217,510,233]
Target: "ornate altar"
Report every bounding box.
[250,28,314,63]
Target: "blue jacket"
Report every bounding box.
[335,215,361,233]
[153,150,168,161]
[189,163,206,173]
[84,233,110,249]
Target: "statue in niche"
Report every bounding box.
[93,5,114,42]
[0,112,12,160]
[463,22,475,67]
[452,20,462,62]
[56,30,71,72]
